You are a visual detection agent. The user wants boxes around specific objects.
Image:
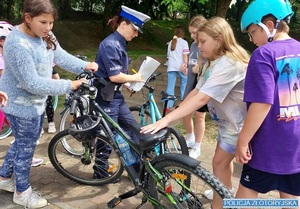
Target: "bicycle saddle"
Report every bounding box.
[128,123,169,150]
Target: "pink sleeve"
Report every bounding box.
[0,55,4,69]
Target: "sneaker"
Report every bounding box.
[189,147,201,159]
[13,186,47,208]
[47,122,56,134]
[185,134,195,148]
[203,187,235,200]
[0,178,15,192]
[31,158,44,167]
[186,139,195,148]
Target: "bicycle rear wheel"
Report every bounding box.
[165,127,188,155]
[129,106,152,125]
[48,129,124,186]
[148,160,234,209]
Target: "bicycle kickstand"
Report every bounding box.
[107,188,141,208]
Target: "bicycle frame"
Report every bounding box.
[135,73,176,125]
[148,92,162,123]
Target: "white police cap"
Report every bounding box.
[120,5,150,33]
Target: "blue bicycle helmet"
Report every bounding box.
[240,0,294,32]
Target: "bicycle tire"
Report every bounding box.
[59,105,90,155]
[129,106,152,125]
[48,129,124,186]
[148,160,234,209]
[59,95,89,132]
[166,127,188,155]
[129,106,188,156]
[0,119,12,140]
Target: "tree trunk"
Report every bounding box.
[215,0,232,17]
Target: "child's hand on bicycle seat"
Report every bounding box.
[71,78,87,90]
[140,117,170,134]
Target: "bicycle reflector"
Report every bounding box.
[164,180,172,193]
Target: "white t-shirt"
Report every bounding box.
[167,38,189,72]
[196,55,247,146]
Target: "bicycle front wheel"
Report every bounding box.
[59,106,87,155]
[148,160,234,209]
[48,130,124,186]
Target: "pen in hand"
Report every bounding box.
[132,69,138,74]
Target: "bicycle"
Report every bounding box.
[129,72,188,156]
[48,71,235,209]
[0,95,58,139]
[58,72,188,157]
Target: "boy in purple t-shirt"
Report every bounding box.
[236,0,300,202]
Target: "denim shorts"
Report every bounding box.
[240,164,300,195]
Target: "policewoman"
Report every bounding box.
[93,6,150,178]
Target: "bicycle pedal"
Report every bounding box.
[107,197,122,208]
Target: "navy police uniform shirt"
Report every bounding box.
[95,31,129,80]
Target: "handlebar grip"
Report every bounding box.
[69,100,78,115]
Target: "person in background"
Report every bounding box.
[0,21,12,133]
[93,5,150,179]
[236,0,300,206]
[44,68,60,134]
[0,21,44,167]
[181,15,207,159]
[141,17,249,209]
[165,25,189,108]
[0,1,98,208]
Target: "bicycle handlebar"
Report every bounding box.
[145,72,162,85]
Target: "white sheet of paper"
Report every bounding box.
[130,56,160,91]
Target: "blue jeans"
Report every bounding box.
[0,113,43,192]
[166,71,187,108]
